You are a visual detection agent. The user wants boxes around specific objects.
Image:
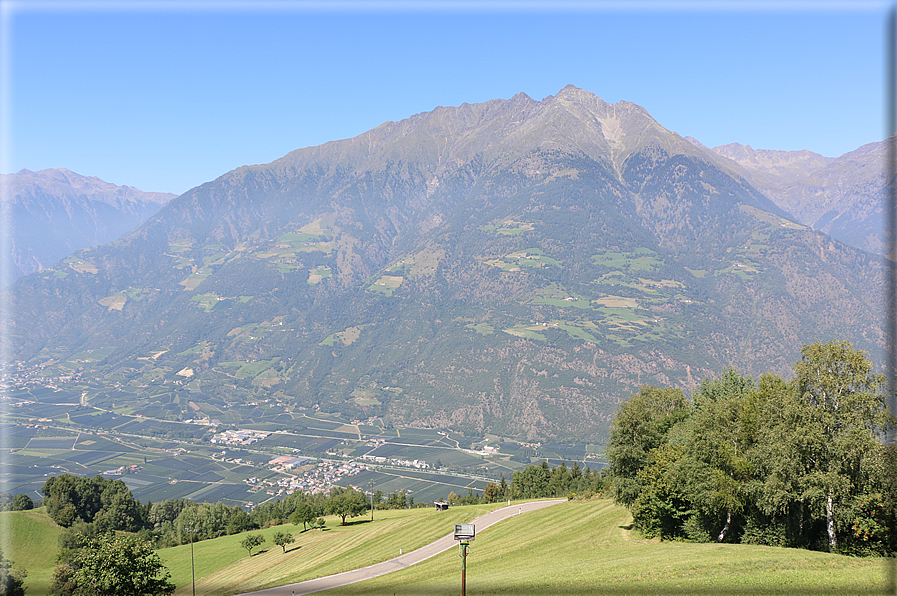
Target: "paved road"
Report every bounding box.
[238,499,566,596]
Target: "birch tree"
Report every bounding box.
[792,340,892,551]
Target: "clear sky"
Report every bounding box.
[0,1,892,195]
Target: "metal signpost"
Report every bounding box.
[454,524,475,596]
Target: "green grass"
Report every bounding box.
[592,248,662,272]
[325,499,886,596]
[466,323,495,335]
[368,275,404,296]
[0,507,64,595]
[142,499,893,595]
[159,503,502,595]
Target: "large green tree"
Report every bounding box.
[605,385,690,508]
[677,367,758,542]
[289,502,316,531]
[789,341,892,550]
[327,487,368,525]
[70,533,174,596]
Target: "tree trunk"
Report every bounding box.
[826,491,837,550]
[717,510,732,543]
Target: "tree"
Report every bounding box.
[482,482,501,503]
[272,531,295,553]
[10,494,33,511]
[0,549,26,596]
[327,487,367,525]
[70,533,174,596]
[678,367,757,542]
[788,341,892,551]
[606,386,690,507]
[290,502,315,531]
[239,534,266,557]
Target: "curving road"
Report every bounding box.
[237,499,566,596]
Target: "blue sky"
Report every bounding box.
[1,1,892,195]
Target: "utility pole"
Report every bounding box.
[186,522,197,596]
[370,479,375,521]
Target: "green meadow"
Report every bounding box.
[3,499,888,596]
[0,508,65,595]
[160,503,500,595]
[311,499,885,596]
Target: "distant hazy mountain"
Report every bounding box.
[3,168,176,280]
[5,86,884,443]
[692,140,887,255]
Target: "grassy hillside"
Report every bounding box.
[159,499,884,596]
[323,499,885,596]
[0,507,63,595]
[160,502,503,595]
[3,499,886,595]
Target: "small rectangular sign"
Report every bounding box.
[454,523,475,540]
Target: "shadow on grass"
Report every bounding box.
[341,519,374,527]
[619,523,634,530]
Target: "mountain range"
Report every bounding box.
[702,139,886,255]
[4,85,886,443]
[2,168,176,281]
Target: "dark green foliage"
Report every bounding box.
[605,386,690,509]
[42,474,146,531]
[289,502,316,531]
[508,462,603,500]
[0,549,26,596]
[605,341,895,554]
[271,531,295,553]
[9,494,33,511]
[70,533,174,596]
[383,491,407,509]
[326,487,368,525]
[239,534,265,557]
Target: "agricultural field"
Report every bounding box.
[486,248,562,271]
[367,274,404,296]
[591,247,663,271]
[2,392,578,511]
[479,219,536,236]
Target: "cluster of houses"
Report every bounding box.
[360,453,431,469]
[267,455,311,472]
[1,361,85,391]
[184,418,221,426]
[102,464,142,476]
[245,460,369,497]
[209,428,271,446]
